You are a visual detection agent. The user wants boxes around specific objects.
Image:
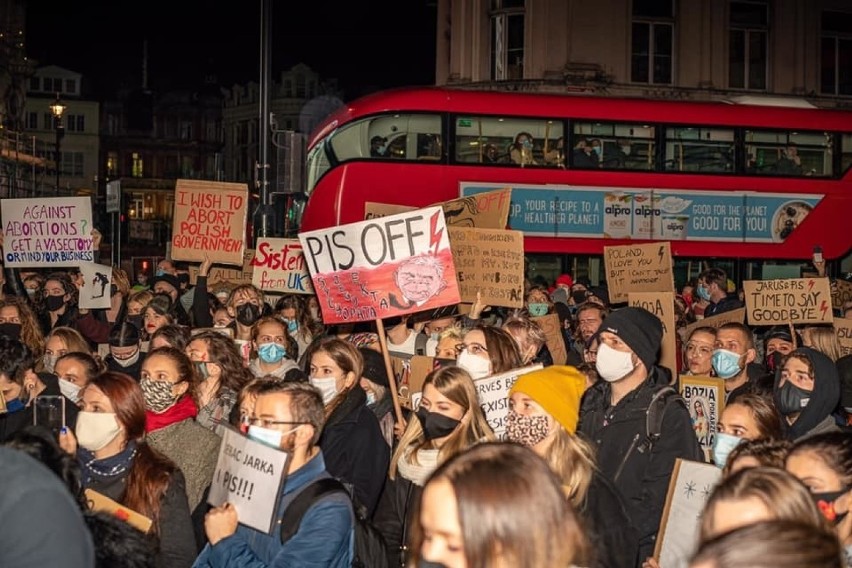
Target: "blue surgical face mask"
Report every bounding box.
[258,342,287,364]
[712,432,743,468]
[285,319,298,335]
[522,139,532,149]
[5,398,24,413]
[712,349,743,380]
[528,302,549,317]
[697,285,712,302]
[592,146,602,156]
[247,425,282,449]
[155,269,166,277]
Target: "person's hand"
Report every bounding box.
[469,290,489,320]
[393,416,408,439]
[59,426,78,455]
[641,556,661,568]
[204,503,239,545]
[91,228,102,251]
[199,254,213,278]
[814,258,826,277]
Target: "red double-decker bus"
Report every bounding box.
[298,87,852,279]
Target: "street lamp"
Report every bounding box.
[49,93,66,196]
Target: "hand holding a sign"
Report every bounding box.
[470,290,489,320]
[199,253,214,279]
[91,228,102,251]
[204,502,239,545]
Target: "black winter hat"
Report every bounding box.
[151,273,180,294]
[595,306,662,371]
[359,347,390,388]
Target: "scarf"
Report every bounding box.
[79,440,138,486]
[397,447,440,487]
[145,395,198,433]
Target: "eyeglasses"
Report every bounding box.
[464,342,488,355]
[248,418,308,429]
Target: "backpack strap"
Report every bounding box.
[639,386,683,454]
[280,477,348,544]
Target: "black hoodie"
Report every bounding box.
[773,347,840,440]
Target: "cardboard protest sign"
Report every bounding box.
[207,427,290,533]
[189,249,255,286]
[393,355,439,409]
[251,238,313,294]
[832,279,852,310]
[299,206,461,325]
[678,375,726,460]
[654,459,723,568]
[410,364,543,439]
[448,227,524,308]
[531,314,568,365]
[604,242,674,304]
[79,263,113,310]
[364,202,416,220]
[171,179,248,265]
[1,196,94,267]
[680,308,746,342]
[630,292,677,377]
[835,318,852,357]
[85,489,152,533]
[744,277,833,325]
[438,188,511,229]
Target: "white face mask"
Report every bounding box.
[75,411,122,452]
[457,349,491,380]
[111,349,140,368]
[58,378,82,403]
[247,424,301,449]
[365,391,377,406]
[595,342,636,382]
[43,354,58,374]
[309,376,339,405]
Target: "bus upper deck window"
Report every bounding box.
[745,129,833,177]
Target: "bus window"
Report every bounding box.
[306,141,331,195]
[665,127,735,173]
[745,129,833,177]
[327,113,441,162]
[453,116,564,167]
[571,122,656,170]
[844,134,852,175]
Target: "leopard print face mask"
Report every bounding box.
[505,409,550,446]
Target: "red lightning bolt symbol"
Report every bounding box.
[808,279,815,292]
[820,300,829,319]
[429,211,443,255]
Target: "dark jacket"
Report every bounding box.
[773,347,841,441]
[38,304,80,336]
[374,471,421,567]
[319,386,390,516]
[582,471,640,568]
[104,354,144,381]
[704,294,743,318]
[578,367,702,562]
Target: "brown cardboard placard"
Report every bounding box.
[835,317,852,357]
[680,308,746,342]
[448,227,524,308]
[392,355,436,409]
[171,179,248,265]
[364,202,416,220]
[250,238,314,294]
[629,291,677,377]
[531,313,568,365]
[743,277,833,325]
[604,242,674,304]
[678,375,726,460]
[832,279,852,310]
[85,489,153,534]
[188,249,255,286]
[436,188,511,229]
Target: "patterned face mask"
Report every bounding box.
[140,378,180,414]
[505,409,550,447]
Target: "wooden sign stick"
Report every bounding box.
[789,322,798,349]
[375,318,405,425]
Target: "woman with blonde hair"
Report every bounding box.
[802,324,842,362]
[40,326,91,374]
[125,289,154,331]
[0,296,44,359]
[508,365,637,567]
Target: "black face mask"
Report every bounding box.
[766,351,783,373]
[777,381,811,415]
[415,406,461,441]
[0,322,22,340]
[813,488,850,525]
[110,284,118,297]
[235,303,261,326]
[45,295,66,312]
[127,314,144,331]
[571,290,588,304]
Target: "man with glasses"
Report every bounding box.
[195,381,354,567]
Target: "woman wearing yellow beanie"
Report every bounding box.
[508,365,639,567]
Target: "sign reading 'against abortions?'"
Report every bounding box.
[604,242,674,304]
[744,277,833,325]
[1,197,94,267]
[299,206,461,325]
[171,180,248,265]
[207,428,290,533]
[251,238,314,294]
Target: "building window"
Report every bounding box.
[132,153,144,178]
[65,79,76,94]
[43,112,52,130]
[490,0,525,81]
[76,115,85,132]
[180,121,192,140]
[65,114,84,132]
[821,10,852,96]
[29,77,39,91]
[729,1,768,90]
[631,0,674,84]
[107,152,119,177]
[26,112,37,129]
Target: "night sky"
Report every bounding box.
[25,0,438,101]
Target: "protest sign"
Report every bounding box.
[393,355,439,408]
[680,308,746,342]
[1,196,94,267]
[678,375,726,460]
[604,242,674,304]
[410,364,543,439]
[79,263,113,310]
[299,206,461,325]
[85,489,152,534]
[188,249,255,286]
[171,179,248,265]
[629,291,677,376]
[251,238,313,294]
[744,277,833,325]
[207,427,290,533]
[364,202,416,220]
[438,188,511,229]
[835,318,852,357]
[449,227,524,308]
[832,279,852,310]
[655,459,723,568]
[531,313,568,365]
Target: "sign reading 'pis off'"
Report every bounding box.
[1,197,94,267]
